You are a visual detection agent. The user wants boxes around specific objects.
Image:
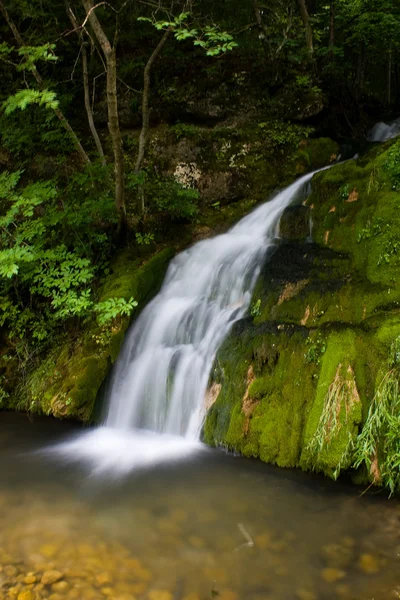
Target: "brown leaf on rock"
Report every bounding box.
[346,189,358,203]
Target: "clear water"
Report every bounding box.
[1,413,399,600]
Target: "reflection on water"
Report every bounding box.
[0,412,399,600]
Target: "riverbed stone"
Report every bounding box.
[41,571,63,586]
[52,581,69,593]
[358,553,380,574]
[321,568,346,583]
[296,589,317,600]
[17,592,33,600]
[148,591,173,600]
[322,543,354,569]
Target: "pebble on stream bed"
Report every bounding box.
[0,479,399,600]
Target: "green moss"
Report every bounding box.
[296,138,340,171]
[205,327,317,468]
[300,330,363,477]
[205,141,400,492]
[17,248,174,421]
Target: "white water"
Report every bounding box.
[50,170,318,473]
[367,117,400,142]
[104,171,315,438]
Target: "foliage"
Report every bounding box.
[16,43,58,71]
[3,89,59,115]
[305,365,355,479]
[0,108,71,159]
[258,120,313,149]
[127,171,199,222]
[94,297,138,326]
[135,232,155,245]
[250,299,261,318]
[0,167,120,346]
[170,122,199,141]
[150,178,199,221]
[353,337,400,495]
[304,334,326,365]
[139,13,238,56]
[384,140,400,190]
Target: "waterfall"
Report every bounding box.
[367,117,400,142]
[103,171,315,438]
[51,169,321,473]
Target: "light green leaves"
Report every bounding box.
[17,43,58,71]
[3,89,59,115]
[138,12,237,56]
[94,297,138,326]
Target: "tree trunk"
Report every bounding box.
[329,0,335,52]
[82,0,127,234]
[387,46,392,106]
[355,42,366,100]
[66,1,106,166]
[297,0,313,56]
[134,29,171,214]
[0,0,90,165]
[253,0,271,57]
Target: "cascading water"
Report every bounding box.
[367,117,400,142]
[104,170,314,439]
[51,169,320,473]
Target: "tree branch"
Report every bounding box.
[0,0,90,165]
[66,0,106,165]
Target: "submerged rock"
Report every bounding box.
[41,570,64,585]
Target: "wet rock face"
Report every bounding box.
[279,206,311,241]
[205,141,400,492]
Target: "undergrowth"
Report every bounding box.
[353,337,400,496]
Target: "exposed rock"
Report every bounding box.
[279,206,311,241]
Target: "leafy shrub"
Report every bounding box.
[0,166,121,347]
[258,120,313,149]
[94,297,138,326]
[149,178,199,221]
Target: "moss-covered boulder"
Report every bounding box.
[11,248,174,421]
[128,124,339,214]
[204,139,400,493]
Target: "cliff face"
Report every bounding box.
[204,140,400,494]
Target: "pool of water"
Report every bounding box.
[0,412,399,600]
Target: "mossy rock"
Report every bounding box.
[205,142,400,490]
[296,137,340,172]
[279,205,311,241]
[300,329,363,477]
[17,248,174,421]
